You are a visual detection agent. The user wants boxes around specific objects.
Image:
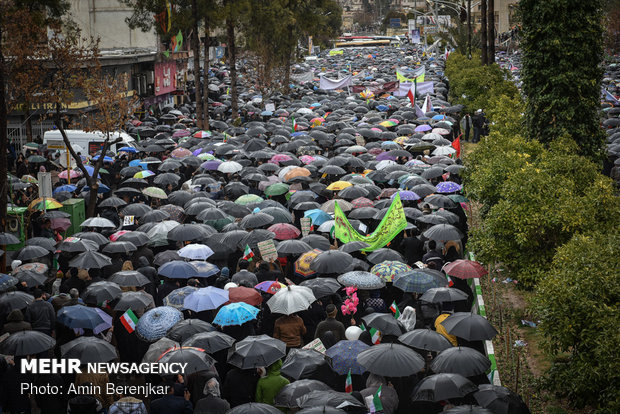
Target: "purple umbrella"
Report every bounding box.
[435,182,462,194]
[201,160,222,171]
[376,152,397,161]
[192,148,203,156]
[415,124,432,132]
[392,190,421,201]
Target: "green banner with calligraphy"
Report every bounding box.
[334,193,407,251]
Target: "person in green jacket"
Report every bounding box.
[255,359,289,405]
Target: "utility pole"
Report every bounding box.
[487,0,495,63]
[467,0,472,58]
[480,0,487,65]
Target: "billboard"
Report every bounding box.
[154,61,177,96]
[416,15,452,32]
[390,18,401,28]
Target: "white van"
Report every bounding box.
[43,129,136,167]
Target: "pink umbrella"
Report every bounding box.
[269,154,293,165]
[299,155,316,164]
[109,230,130,242]
[193,131,211,138]
[172,130,191,138]
[171,148,192,158]
[58,170,81,179]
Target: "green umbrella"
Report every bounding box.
[23,142,39,150]
[264,183,290,197]
[142,187,168,199]
[235,194,263,205]
[447,194,469,203]
[28,155,47,163]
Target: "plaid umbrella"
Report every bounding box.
[350,197,374,208]
[393,269,444,293]
[213,302,260,327]
[294,249,321,278]
[164,286,199,309]
[370,261,413,282]
[325,340,369,375]
[443,260,488,279]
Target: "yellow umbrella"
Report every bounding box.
[326,181,353,191]
[28,197,63,211]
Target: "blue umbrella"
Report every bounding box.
[213,302,259,327]
[129,159,143,167]
[393,270,443,294]
[91,155,114,163]
[164,286,199,309]
[184,287,229,312]
[260,111,273,116]
[57,305,105,329]
[432,114,446,120]
[188,261,220,278]
[53,185,77,194]
[118,147,138,153]
[82,183,111,194]
[158,261,199,279]
[392,190,421,201]
[136,306,184,342]
[325,340,369,375]
[0,273,18,292]
[304,209,331,226]
[376,105,390,112]
[435,181,462,194]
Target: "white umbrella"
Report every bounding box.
[80,217,116,228]
[267,285,316,315]
[317,220,335,232]
[296,108,313,115]
[178,244,214,260]
[217,161,243,173]
[375,160,397,170]
[432,146,457,156]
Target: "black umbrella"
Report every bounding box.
[25,237,56,252]
[310,251,353,274]
[82,281,122,305]
[442,312,499,341]
[109,271,151,287]
[168,190,193,206]
[16,245,50,261]
[116,231,150,247]
[57,238,99,253]
[417,214,449,225]
[301,234,331,251]
[121,203,153,218]
[154,250,181,266]
[0,291,34,313]
[297,390,365,409]
[261,207,294,224]
[445,406,494,414]
[228,403,282,414]
[0,232,20,245]
[338,241,370,253]
[227,334,286,369]
[276,239,313,255]
[398,329,454,352]
[60,336,118,363]
[431,346,491,376]
[102,241,138,255]
[219,201,252,218]
[421,287,469,303]
[411,373,478,402]
[114,291,154,311]
[280,348,332,381]
[159,347,215,375]
[361,312,403,336]
[367,248,405,264]
[196,207,231,221]
[275,379,332,408]
[239,212,274,229]
[357,343,425,377]
[0,330,56,356]
[474,384,531,414]
[141,209,171,223]
[299,278,341,299]
[338,186,369,200]
[297,407,345,414]
[73,232,110,246]
[168,224,209,242]
[425,194,457,209]
[237,229,276,250]
[423,224,464,241]
[347,207,378,220]
[15,270,47,287]
[153,172,181,186]
[166,319,217,343]
[99,196,127,208]
[182,331,236,353]
[69,251,112,269]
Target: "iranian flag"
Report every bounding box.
[345,369,353,393]
[390,301,401,318]
[369,327,381,345]
[370,385,384,413]
[292,117,298,133]
[243,244,255,261]
[120,309,138,333]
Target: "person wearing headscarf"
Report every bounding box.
[360,374,399,414]
[397,306,417,332]
[255,359,289,406]
[194,377,230,414]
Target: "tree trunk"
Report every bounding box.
[480,0,488,65]
[25,109,33,142]
[467,0,472,58]
[192,0,203,129]
[226,12,238,120]
[0,23,8,235]
[284,27,292,93]
[487,0,495,64]
[202,21,210,130]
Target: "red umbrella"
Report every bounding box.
[228,286,263,306]
[443,260,488,279]
[351,197,374,208]
[267,223,301,240]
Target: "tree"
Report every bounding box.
[0,0,68,232]
[520,0,605,160]
[480,0,487,64]
[487,0,494,63]
[535,231,620,412]
[223,0,248,120]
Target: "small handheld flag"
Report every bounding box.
[369,327,381,345]
[390,301,401,318]
[292,116,298,133]
[371,385,384,412]
[345,369,353,393]
[120,309,138,333]
[243,244,255,261]
[452,133,462,158]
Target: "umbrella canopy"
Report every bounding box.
[411,373,478,402]
[68,251,112,269]
[371,261,413,282]
[398,329,454,352]
[142,337,180,363]
[228,286,263,306]
[474,384,531,414]
[227,334,286,369]
[338,241,370,253]
[361,312,403,336]
[299,278,341,299]
[423,224,464,241]
[227,403,282,414]
[0,291,34,312]
[60,336,118,363]
[294,249,321,278]
[166,319,216,343]
[184,287,229,312]
[310,250,353,274]
[82,281,122,305]
[445,406,494,414]
[275,379,332,408]
[420,287,469,303]
[109,270,151,287]
[443,260,488,279]
[16,245,49,261]
[136,306,184,342]
[57,305,105,329]
[276,239,313,255]
[280,348,332,381]
[267,223,301,240]
[297,390,365,409]
[14,270,47,288]
[430,346,492,377]
[168,223,209,242]
[159,346,215,375]
[178,243,214,260]
[57,237,99,253]
[393,269,445,293]
[163,286,199,309]
[325,340,369,375]
[102,241,137,255]
[297,407,345,414]
[114,291,154,312]
[337,271,385,290]
[213,302,260,326]
[441,312,499,341]
[81,217,116,228]
[158,261,199,279]
[357,343,425,377]
[183,331,236,353]
[366,248,405,265]
[0,330,56,356]
[267,285,316,315]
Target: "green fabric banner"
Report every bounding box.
[334,193,407,251]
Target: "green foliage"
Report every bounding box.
[445,52,520,113]
[468,136,620,287]
[520,0,606,160]
[535,231,620,413]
